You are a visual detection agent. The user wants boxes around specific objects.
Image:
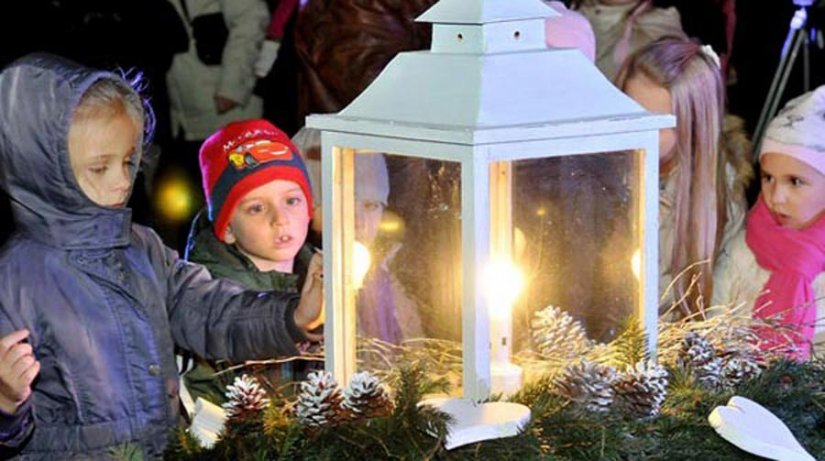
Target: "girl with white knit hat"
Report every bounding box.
[713,85,825,360]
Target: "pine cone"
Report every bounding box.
[678,332,723,389]
[532,305,592,359]
[720,355,761,389]
[295,371,344,427]
[341,371,394,420]
[612,360,668,419]
[222,374,270,419]
[556,360,616,413]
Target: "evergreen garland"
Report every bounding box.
[163,359,825,460]
[163,317,825,461]
[608,317,648,370]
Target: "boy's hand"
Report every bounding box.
[294,253,324,342]
[0,329,40,415]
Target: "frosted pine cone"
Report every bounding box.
[342,371,394,420]
[556,360,616,413]
[612,360,668,419]
[295,371,344,427]
[720,355,761,389]
[678,332,723,389]
[532,305,592,359]
[222,374,270,418]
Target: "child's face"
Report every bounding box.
[226,179,310,273]
[760,153,825,229]
[355,200,384,246]
[624,73,676,171]
[68,111,138,208]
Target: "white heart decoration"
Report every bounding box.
[708,396,815,461]
[420,397,531,450]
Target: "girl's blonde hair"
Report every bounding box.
[615,37,726,316]
[74,70,155,156]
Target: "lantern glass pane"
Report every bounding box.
[511,150,642,361]
[350,151,464,394]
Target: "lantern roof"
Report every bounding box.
[416,0,560,24]
[307,0,674,145]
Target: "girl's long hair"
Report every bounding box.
[615,37,726,316]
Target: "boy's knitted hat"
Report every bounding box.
[199,119,313,241]
[760,85,825,176]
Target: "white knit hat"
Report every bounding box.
[290,127,390,206]
[760,85,825,176]
[354,152,390,205]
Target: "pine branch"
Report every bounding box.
[608,316,648,370]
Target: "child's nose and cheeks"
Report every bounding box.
[269,203,291,228]
[114,165,132,195]
[767,183,789,208]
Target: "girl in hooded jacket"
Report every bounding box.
[0,53,322,459]
[713,85,825,360]
[614,37,753,317]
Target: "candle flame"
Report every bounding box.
[483,260,524,320]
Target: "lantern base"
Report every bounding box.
[491,361,523,396]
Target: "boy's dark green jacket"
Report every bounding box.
[183,210,316,403]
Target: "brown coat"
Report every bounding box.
[294,0,437,118]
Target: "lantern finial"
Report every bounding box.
[417,0,560,54]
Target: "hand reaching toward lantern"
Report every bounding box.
[294,252,324,342]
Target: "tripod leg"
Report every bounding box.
[753,26,805,160]
[803,30,810,92]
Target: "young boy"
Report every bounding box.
[183,119,320,403]
[0,54,322,458]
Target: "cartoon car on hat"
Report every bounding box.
[228,139,293,170]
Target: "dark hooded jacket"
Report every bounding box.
[0,54,307,459]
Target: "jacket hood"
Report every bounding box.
[0,53,134,249]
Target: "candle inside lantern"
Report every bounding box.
[484,260,525,395]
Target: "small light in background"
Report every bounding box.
[153,169,199,223]
[378,210,405,236]
[631,248,641,280]
[352,241,372,290]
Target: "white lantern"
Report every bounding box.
[307,0,674,401]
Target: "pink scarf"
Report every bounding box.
[745,196,825,359]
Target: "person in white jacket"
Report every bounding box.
[166,0,269,143]
[713,85,825,360]
[570,0,685,80]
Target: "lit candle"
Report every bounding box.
[484,260,525,395]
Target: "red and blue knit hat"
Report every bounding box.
[199,119,313,242]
